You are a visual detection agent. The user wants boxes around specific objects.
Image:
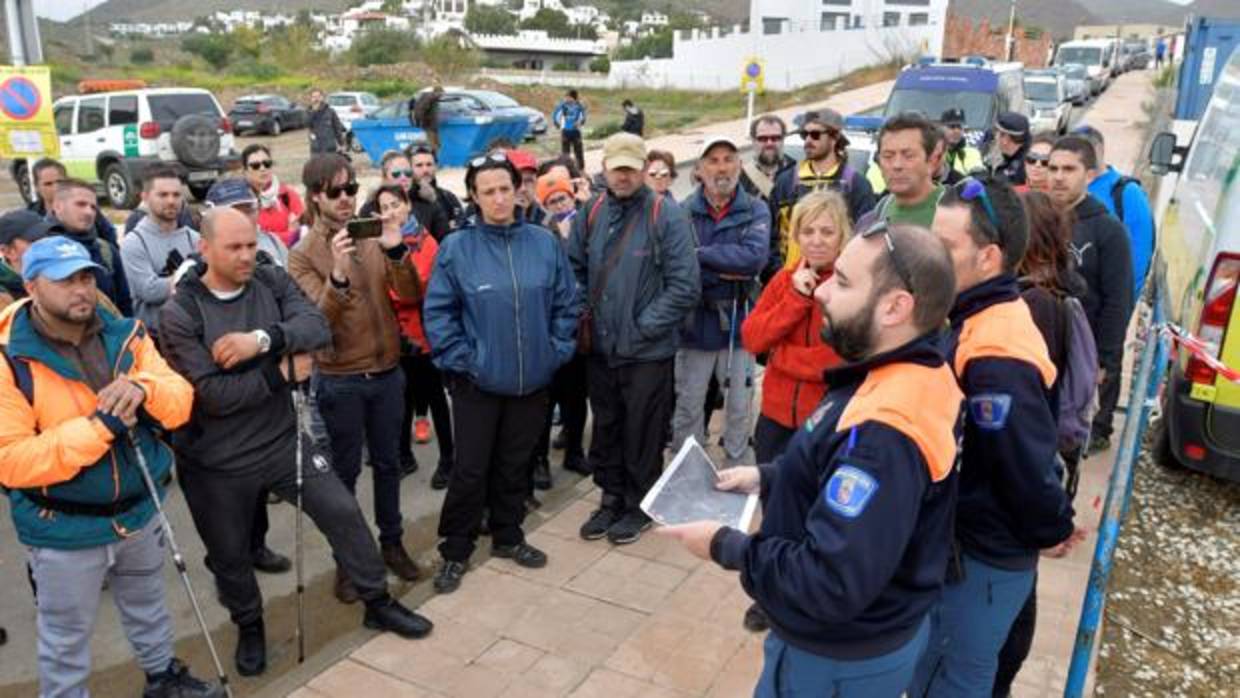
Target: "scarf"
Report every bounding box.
[259,176,283,209]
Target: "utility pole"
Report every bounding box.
[4,0,43,66]
[1005,0,1016,61]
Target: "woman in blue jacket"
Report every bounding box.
[423,154,579,594]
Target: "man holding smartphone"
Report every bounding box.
[289,154,425,603]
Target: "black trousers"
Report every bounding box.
[179,443,389,627]
[753,414,796,465]
[438,378,548,562]
[400,352,455,466]
[588,357,674,512]
[561,130,584,170]
[993,575,1039,697]
[1092,355,1123,440]
[536,353,588,460]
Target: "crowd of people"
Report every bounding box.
[0,87,1156,698]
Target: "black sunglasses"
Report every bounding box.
[861,221,913,292]
[325,181,360,199]
[247,159,273,171]
[755,135,783,143]
[1024,154,1050,166]
[956,177,1002,236]
[469,152,509,168]
[801,128,838,141]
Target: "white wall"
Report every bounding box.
[609,20,944,92]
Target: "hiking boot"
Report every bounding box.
[414,418,432,444]
[580,506,621,541]
[334,565,360,605]
[381,543,420,581]
[142,659,223,698]
[562,450,590,475]
[430,460,452,490]
[606,510,652,545]
[400,453,419,477]
[492,542,548,568]
[234,618,266,677]
[433,560,468,594]
[364,597,433,639]
[532,456,552,490]
[742,603,770,633]
[251,546,291,575]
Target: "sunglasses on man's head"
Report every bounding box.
[247,160,273,171]
[325,181,360,199]
[468,152,509,168]
[956,177,1002,236]
[860,221,913,292]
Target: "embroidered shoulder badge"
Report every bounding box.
[822,465,879,518]
[968,393,1012,431]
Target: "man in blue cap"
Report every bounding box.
[205,178,291,268]
[0,236,223,698]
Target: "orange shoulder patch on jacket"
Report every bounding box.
[837,362,963,482]
[954,299,1056,388]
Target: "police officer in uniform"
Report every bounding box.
[660,222,962,695]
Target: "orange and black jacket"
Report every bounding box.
[0,299,193,550]
[946,275,1075,570]
[712,334,962,660]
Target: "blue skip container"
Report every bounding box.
[352,112,531,167]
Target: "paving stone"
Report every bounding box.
[307,659,433,697]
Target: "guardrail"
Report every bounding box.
[1064,283,1168,697]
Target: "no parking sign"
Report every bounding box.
[0,65,58,158]
[741,57,765,93]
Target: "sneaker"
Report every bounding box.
[364,597,433,638]
[579,507,621,541]
[251,546,291,575]
[742,603,770,633]
[532,456,552,490]
[430,461,452,490]
[142,658,223,698]
[606,510,652,545]
[414,418,432,444]
[433,560,468,594]
[492,542,548,568]
[381,543,420,581]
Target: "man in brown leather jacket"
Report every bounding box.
[289,153,423,602]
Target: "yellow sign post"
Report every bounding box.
[741,57,765,128]
[0,65,58,159]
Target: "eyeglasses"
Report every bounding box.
[324,181,360,199]
[861,221,913,292]
[247,160,273,171]
[956,177,1001,236]
[388,169,414,179]
[1024,154,1050,167]
[801,128,838,141]
[754,135,783,143]
[646,169,672,179]
[468,152,509,168]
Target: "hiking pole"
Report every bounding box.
[289,356,307,664]
[721,282,740,430]
[126,432,233,698]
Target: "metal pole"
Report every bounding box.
[1064,291,1167,697]
[745,83,755,130]
[1006,0,1016,61]
[4,0,26,65]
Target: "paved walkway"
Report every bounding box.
[273,69,1160,698]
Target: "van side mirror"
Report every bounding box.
[1149,131,1184,174]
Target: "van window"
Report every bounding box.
[77,97,106,133]
[54,104,74,135]
[885,90,994,130]
[108,95,139,126]
[1058,46,1102,66]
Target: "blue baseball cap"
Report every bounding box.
[22,235,104,282]
[204,178,258,208]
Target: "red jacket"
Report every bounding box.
[741,268,842,429]
[258,184,304,247]
[391,227,438,353]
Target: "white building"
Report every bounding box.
[640,12,668,27]
[518,0,567,22]
[565,5,599,25]
[261,14,295,31]
[610,0,948,92]
[213,10,261,32]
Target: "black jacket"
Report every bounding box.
[45,218,132,316]
[621,106,644,136]
[307,105,345,152]
[159,264,330,472]
[1069,195,1133,367]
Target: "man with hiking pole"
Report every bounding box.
[159,208,432,678]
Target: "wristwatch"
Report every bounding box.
[253,330,272,355]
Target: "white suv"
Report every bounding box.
[11,86,238,209]
[328,91,380,152]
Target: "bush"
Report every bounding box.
[131,47,155,64]
[232,61,283,81]
[182,34,234,70]
[465,5,518,35]
[588,120,622,139]
[551,61,578,72]
[614,29,673,60]
[350,28,419,67]
[589,55,611,73]
[420,36,482,78]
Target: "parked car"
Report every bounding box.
[1122,39,1150,72]
[328,91,381,152]
[1060,64,1092,105]
[1148,44,1240,483]
[227,94,308,136]
[414,87,547,140]
[1056,39,1117,94]
[9,83,237,209]
[1024,73,1071,134]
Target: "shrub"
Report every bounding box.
[182,34,234,70]
[131,47,155,65]
[350,28,419,67]
[420,36,482,78]
[589,120,621,139]
[589,55,611,73]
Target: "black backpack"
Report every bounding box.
[1109,175,1156,243]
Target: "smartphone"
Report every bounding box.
[346,217,383,240]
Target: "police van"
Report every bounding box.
[880,59,1027,147]
[1148,44,1240,482]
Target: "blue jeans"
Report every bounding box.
[317,368,405,547]
[909,554,1037,697]
[755,616,930,698]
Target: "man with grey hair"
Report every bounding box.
[160,207,432,678]
[673,135,770,465]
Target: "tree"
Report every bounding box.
[465,5,517,35]
[613,28,673,60]
[131,47,155,64]
[419,35,481,78]
[382,0,404,13]
[231,25,263,62]
[270,24,326,68]
[522,8,570,36]
[350,27,418,67]
[182,34,234,70]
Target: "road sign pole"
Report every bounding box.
[746,84,756,129]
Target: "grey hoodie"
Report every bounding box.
[119,216,199,332]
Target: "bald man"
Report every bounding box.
[158,209,432,678]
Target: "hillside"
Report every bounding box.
[949,0,1100,40]
[76,0,354,24]
[1187,0,1240,20]
[1086,0,1189,26]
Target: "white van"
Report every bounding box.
[1055,39,1118,93]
